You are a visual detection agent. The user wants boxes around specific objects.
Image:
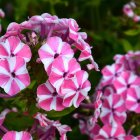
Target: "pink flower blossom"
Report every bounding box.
[61,70,91,108]
[49,57,81,93]
[114,71,140,98]
[126,87,140,113]
[101,64,124,84]
[4,22,23,39]
[133,15,140,22]
[123,4,134,18]
[37,81,64,111]
[0,36,31,62]
[21,13,58,36]
[0,57,30,96]
[95,124,126,140]
[38,36,74,74]
[100,89,126,126]
[54,18,79,41]
[2,131,33,140]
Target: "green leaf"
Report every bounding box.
[46,106,75,118]
[124,30,140,36]
[4,112,34,131]
[121,39,133,52]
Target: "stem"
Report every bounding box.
[0,93,16,98]
[80,103,94,110]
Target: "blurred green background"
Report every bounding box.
[1,0,140,139]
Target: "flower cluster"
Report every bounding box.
[0,12,98,139]
[123,1,140,22]
[0,13,98,111]
[75,51,140,139]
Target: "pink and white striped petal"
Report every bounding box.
[95,124,125,140]
[101,63,124,84]
[49,57,81,93]
[37,81,65,111]
[38,36,74,74]
[114,71,140,99]
[0,57,30,96]
[126,87,140,113]
[2,131,33,140]
[0,36,31,62]
[61,70,91,108]
[100,92,126,126]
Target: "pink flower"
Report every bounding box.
[0,57,30,96]
[114,71,140,98]
[38,36,74,74]
[95,124,126,140]
[49,57,81,93]
[54,18,79,41]
[133,15,140,22]
[0,36,31,62]
[126,87,140,113]
[21,13,58,36]
[3,22,23,39]
[101,64,123,84]
[2,131,33,140]
[61,70,91,108]
[34,113,52,127]
[123,4,134,18]
[100,89,126,126]
[37,81,65,111]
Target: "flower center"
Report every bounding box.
[11,53,15,57]
[11,72,16,78]
[137,99,140,103]
[52,92,57,96]
[127,84,130,88]
[54,53,59,58]
[63,72,67,78]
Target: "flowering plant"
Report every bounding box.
[0,10,98,139]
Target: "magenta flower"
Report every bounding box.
[95,124,126,140]
[54,18,79,41]
[2,131,33,140]
[21,13,58,36]
[61,70,91,108]
[123,4,134,18]
[100,90,126,126]
[126,87,140,113]
[37,81,65,111]
[114,71,140,98]
[49,57,81,93]
[38,36,74,74]
[101,63,124,84]
[0,57,30,96]
[0,36,31,62]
